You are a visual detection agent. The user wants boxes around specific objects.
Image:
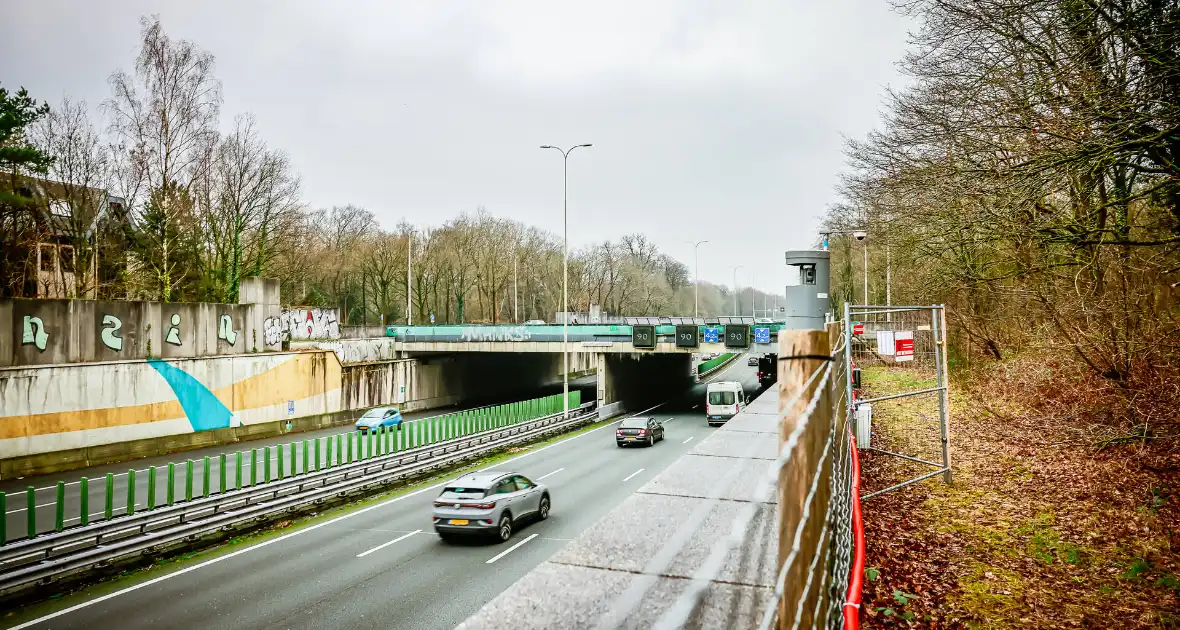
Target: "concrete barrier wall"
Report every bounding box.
[0,294,282,368]
[0,351,342,460]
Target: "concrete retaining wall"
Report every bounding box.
[0,278,283,368]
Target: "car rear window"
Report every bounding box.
[441,486,487,499]
[361,409,385,418]
[708,391,736,405]
[619,418,648,428]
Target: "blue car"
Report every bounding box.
[355,407,403,433]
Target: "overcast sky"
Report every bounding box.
[2,0,911,294]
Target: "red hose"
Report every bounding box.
[844,429,866,630]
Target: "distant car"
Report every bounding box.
[432,471,550,542]
[523,319,546,325]
[747,356,759,366]
[355,407,403,433]
[615,416,665,447]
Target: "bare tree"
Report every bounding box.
[33,97,114,298]
[106,15,221,301]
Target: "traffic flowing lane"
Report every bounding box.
[4,359,763,630]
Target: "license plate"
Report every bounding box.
[448,519,469,525]
[626,437,637,441]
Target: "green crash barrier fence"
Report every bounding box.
[1,493,6,544]
[0,390,586,543]
[696,352,736,374]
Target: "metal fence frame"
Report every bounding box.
[843,303,952,500]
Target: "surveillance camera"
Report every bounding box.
[852,230,867,241]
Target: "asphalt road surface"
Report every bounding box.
[3,356,761,630]
[1,376,599,539]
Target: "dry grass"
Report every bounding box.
[857,355,1180,629]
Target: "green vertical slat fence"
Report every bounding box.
[127,469,136,515]
[168,463,176,504]
[186,460,194,501]
[55,482,65,532]
[79,477,88,526]
[148,467,157,510]
[26,487,35,538]
[104,474,114,520]
[203,456,211,497]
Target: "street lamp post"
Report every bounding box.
[541,143,593,418]
[728,265,743,316]
[749,271,756,317]
[406,231,413,325]
[691,240,709,317]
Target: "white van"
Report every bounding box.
[706,381,746,426]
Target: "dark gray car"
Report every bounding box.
[615,416,665,447]
[432,471,550,543]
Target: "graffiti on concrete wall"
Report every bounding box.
[459,325,531,343]
[22,316,49,351]
[166,313,182,345]
[217,314,239,346]
[100,314,123,351]
[266,308,341,343]
[315,339,397,364]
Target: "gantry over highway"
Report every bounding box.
[383,317,784,354]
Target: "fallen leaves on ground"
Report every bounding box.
[857,358,1180,629]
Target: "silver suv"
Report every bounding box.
[432,471,550,543]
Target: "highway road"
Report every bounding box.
[0,376,599,540]
[2,356,762,630]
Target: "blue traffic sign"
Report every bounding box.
[703,327,721,343]
[754,327,771,344]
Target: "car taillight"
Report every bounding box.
[467,502,495,510]
[637,429,646,435]
[432,500,447,508]
[616,429,623,435]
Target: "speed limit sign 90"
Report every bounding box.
[723,324,749,348]
[632,325,656,349]
[675,324,699,348]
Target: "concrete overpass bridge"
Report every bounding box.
[297,318,783,419]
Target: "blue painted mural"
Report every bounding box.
[146,359,238,431]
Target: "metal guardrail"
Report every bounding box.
[0,403,597,598]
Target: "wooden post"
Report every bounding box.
[777,328,833,629]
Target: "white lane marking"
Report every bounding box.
[622,402,667,420]
[6,501,57,514]
[537,468,564,480]
[356,529,421,558]
[622,469,645,482]
[8,406,633,630]
[692,404,700,410]
[682,437,694,445]
[485,533,538,564]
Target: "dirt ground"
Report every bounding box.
[855,361,1180,629]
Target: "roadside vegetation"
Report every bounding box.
[825,1,1180,626]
